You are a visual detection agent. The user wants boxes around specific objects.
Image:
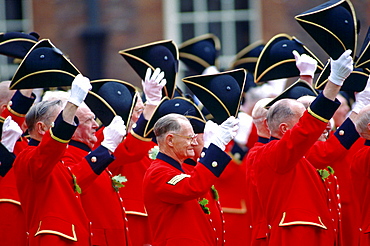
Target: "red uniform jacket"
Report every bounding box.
[143,144,231,246]
[0,91,35,246]
[244,137,270,246]
[253,94,340,245]
[13,113,93,245]
[351,141,370,245]
[89,115,156,246]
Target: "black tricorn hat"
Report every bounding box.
[9,39,80,90]
[85,79,138,127]
[265,80,318,108]
[119,40,179,99]
[179,33,221,75]
[355,26,370,70]
[230,40,265,72]
[144,96,206,138]
[295,0,357,60]
[254,34,324,83]
[315,60,368,92]
[0,32,39,59]
[182,68,246,124]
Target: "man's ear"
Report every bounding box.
[36,121,48,136]
[166,134,175,147]
[279,122,289,135]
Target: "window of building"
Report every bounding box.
[163,0,261,73]
[0,0,32,81]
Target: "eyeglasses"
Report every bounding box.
[172,133,198,143]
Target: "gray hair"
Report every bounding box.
[26,100,63,132]
[153,113,188,141]
[267,99,298,135]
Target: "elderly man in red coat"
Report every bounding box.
[252,49,353,245]
[143,113,239,246]
[13,74,124,245]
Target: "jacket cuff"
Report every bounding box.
[85,145,115,175]
[7,91,36,117]
[198,144,231,177]
[50,113,78,143]
[0,143,15,177]
[334,118,360,149]
[308,93,340,123]
[131,115,152,142]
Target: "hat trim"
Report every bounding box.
[265,79,317,108]
[91,78,137,91]
[234,40,264,60]
[315,68,369,90]
[10,70,77,90]
[179,52,212,69]
[179,33,221,50]
[294,17,349,52]
[119,52,173,98]
[295,0,347,18]
[90,78,138,129]
[255,58,296,83]
[231,57,259,70]
[182,79,231,116]
[144,96,206,137]
[0,38,38,46]
[118,39,179,60]
[254,33,324,83]
[87,91,116,115]
[356,42,370,68]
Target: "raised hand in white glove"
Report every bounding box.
[68,74,92,107]
[101,115,126,152]
[328,50,353,86]
[142,67,167,105]
[292,50,317,78]
[203,120,220,149]
[1,116,23,152]
[211,116,240,151]
[352,75,370,114]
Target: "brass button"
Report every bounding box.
[339,130,344,136]
[212,161,218,167]
[91,156,97,162]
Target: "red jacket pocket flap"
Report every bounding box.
[279,209,327,229]
[34,216,77,241]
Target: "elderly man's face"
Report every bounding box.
[170,120,198,160]
[73,106,99,148]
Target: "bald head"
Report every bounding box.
[355,104,370,139]
[267,99,305,138]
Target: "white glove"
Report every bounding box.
[328,50,353,86]
[292,50,317,78]
[352,75,370,114]
[101,116,126,152]
[68,74,92,106]
[142,67,166,105]
[202,66,219,75]
[211,116,240,151]
[233,112,253,146]
[1,116,22,152]
[203,120,220,149]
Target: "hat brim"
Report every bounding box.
[295,0,357,60]
[179,33,221,74]
[118,40,178,99]
[229,40,265,71]
[315,61,368,92]
[182,68,246,124]
[9,39,80,90]
[144,96,206,138]
[254,33,324,83]
[85,79,138,127]
[0,34,38,59]
[355,27,370,69]
[265,80,318,108]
